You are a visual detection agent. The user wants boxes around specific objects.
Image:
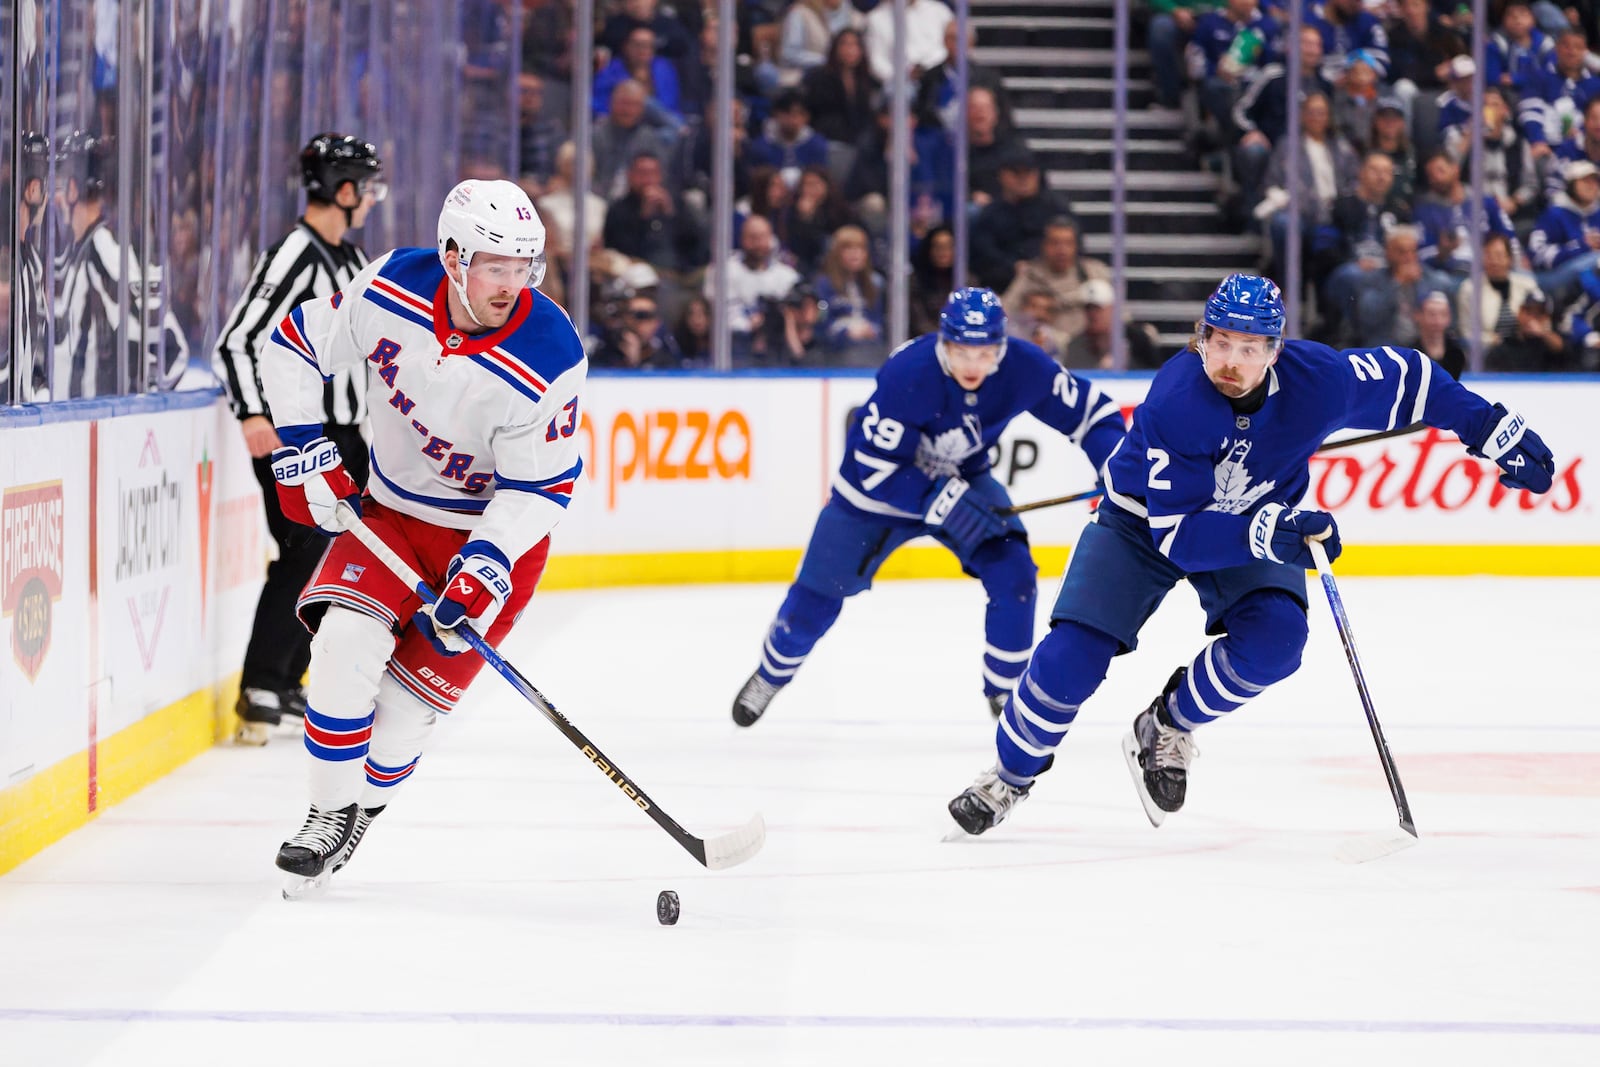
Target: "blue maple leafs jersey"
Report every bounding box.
[1101,340,1501,572]
[832,334,1124,520]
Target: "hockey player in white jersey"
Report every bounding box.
[259,179,586,894]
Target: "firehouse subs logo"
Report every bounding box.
[2,481,65,682]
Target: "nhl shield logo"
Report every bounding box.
[445,332,464,349]
[1236,415,1251,430]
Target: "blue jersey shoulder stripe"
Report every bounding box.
[362,287,434,331]
[466,353,546,405]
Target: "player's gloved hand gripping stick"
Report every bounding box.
[327,501,766,871]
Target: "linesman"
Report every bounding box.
[213,132,385,743]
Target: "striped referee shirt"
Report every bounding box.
[213,220,369,424]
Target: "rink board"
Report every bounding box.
[542,374,1600,587]
[2,374,1597,875]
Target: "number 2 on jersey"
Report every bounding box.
[859,402,904,451]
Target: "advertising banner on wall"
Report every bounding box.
[551,374,1598,565]
[0,424,91,785]
[97,411,205,738]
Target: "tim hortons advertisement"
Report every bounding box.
[99,413,201,734]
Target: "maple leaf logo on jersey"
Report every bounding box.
[1207,438,1277,515]
[914,415,984,478]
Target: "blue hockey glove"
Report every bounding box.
[924,476,1007,555]
[413,541,513,657]
[1248,503,1342,570]
[1465,404,1555,493]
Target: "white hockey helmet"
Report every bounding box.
[436,178,548,289]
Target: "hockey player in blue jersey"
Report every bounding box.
[948,273,1557,835]
[731,287,1126,727]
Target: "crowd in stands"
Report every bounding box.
[502,0,1600,374]
[1162,0,1600,371]
[504,0,1150,370]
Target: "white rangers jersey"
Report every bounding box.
[259,246,586,563]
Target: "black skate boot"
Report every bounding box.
[947,765,1032,836]
[987,692,1007,719]
[235,688,283,746]
[276,803,359,899]
[338,805,385,874]
[277,686,308,720]
[731,671,781,727]
[1122,669,1200,827]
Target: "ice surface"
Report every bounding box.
[2,575,1597,1065]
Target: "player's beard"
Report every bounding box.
[473,289,517,329]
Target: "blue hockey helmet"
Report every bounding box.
[1200,273,1285,340]
[939,287,1008,345]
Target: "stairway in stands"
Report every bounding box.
[971,0,1262,348]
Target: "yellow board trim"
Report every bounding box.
[0,673,241,877]
[541,543,1600,590]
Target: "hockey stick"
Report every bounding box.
[1000,425,1427,518]
[331,503,766,871]
[1308,539,1419,862]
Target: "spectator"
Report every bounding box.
[802,27,880,145]
[1189,0,1280,138]
[1332,49,1383,152]
[1349,225,1453,346]
[592,79,676,200]
[744,165,793,232]
[594,26,683,124]
[538,141,610,285]
[1233,27,1334,215]
[1322,151,1411,341]
[1307,0,1390,81]
[1414,290,1467,379]
[967,85,1024,205]
[602,151,707,276]
[779,0,862,77]
[1436,55,1479,144]
[863,0,952,89]
[1485,291,1572,370]
[593,292,680,370]
[1557,267,1600,370]
[1148,1,1210,111]
[1371,94,1418,204]
[1386,0,1466,98]
[682,95,758,208]
[749,89,831,184]
[1062,279,1162,370]
[1261,91,1360,282]
[1414,149,1521,273]
[678,14,762,123]
[1457,232,1543,348]
[844,101,952,236]
[777,283,827,365]
[908,224,955,335]
[704,213,801,360]
[915,21,1014,133]
[670,295,714,366]
[1011,288,1068,359]
[1001,216,1112,344]
[1445,87,1538,224]
[517,72,564,193]
[601,0,695,62]
[813,224,887,366]
[1529,158,1600,300]
[779,165,856,276]
[969,147,1075,291]
[1517,29,1600,159]
[1487,2,1554,95]
[1548,95,1600,203]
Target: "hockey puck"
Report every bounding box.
[656,889,680,925]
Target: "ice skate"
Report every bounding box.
[987,692,1007,719]
[947,765,1031,836]
[234,688,283,746]
[276,803,360,899]
[278,686,308,720]
[1123,669,1200,827]
[731,671,781,727]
